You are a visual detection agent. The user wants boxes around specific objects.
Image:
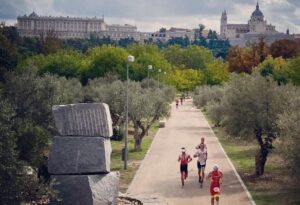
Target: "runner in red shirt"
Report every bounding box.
[178,147,192,187]
[207,164,223,205]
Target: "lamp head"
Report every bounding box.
[128,55,135,63]
[148,65,153,70]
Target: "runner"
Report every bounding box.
[176,99,179,109]
[207,164,223,205]
[178,147,192,187]
[196,137,207,150]
[193,143,207,188]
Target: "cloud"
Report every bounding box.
[0,0,29,18]
[0,0,299,33]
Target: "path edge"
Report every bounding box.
[201,109,257,205]
[126,124,162,194]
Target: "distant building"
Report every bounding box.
[220,2,292,46]
[149,27,195,43]
[293,34,300,45]
[17,12,142,41]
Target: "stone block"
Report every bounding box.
[48,136,111,174]
[50,172,119,205]
[52,103,113,137]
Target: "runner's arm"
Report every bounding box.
[207,172,212,180]
[193,152,198,158]
[188,155,192,163]
[220,171,223,184]
[178,155,181,162]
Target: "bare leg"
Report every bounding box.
[211,197,214,205]
[201,168,205,183]
[181,174,184,187]
[216,196,219,205]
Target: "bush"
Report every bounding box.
[192,85,224,109]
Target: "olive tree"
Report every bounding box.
[277,86,300,178]
[1,68,82,203]
[210,73,289,176]
[192,85,224,109]
[128,82,171,150]
[86,78,174,150]
[0,100,23,204]
[85,78,126,126]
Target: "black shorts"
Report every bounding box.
[197,162,206,169]
[180,164,188,174]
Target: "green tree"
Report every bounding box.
[254,55,289,84]
[193,85,224,109]
[0,33,19,78]
[286,56,300,86]
[127,44,172,81]
[183,45,214,69]
[277,86,300,178]
[86,45,129,80]
[167,37,190,47]
[209,74,288,176]
[163,45,185,67]
[5,68,83,165]
[167,68,203,91]
[0,100,23,204]
[85,78,126,126]
[203,60,229,85]
[127,81,172,150]
[86,78,174,150]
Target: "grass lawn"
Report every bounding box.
[111,122,159,193]
[205,113,300,205]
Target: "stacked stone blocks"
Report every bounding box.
[49,103,119,205]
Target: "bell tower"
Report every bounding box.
[220,10,227,39]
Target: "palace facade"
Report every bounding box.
[17,12,142,41]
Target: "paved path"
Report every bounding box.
[127,99,255,205]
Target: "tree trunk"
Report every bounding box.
[255,147,268,176]
[254,128,269,176]
[134,137,142,151]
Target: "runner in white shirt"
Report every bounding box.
[193,143,207,187]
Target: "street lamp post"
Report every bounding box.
[158,69,161,87]
[147,65,153,89]
[124,55,134,170]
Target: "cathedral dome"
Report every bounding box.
[251,2,264,18]
[29,11,38,18]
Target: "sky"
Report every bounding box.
[0,0,299,34]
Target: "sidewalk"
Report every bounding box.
[127,99,255,205]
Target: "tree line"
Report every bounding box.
[193,53,300,178]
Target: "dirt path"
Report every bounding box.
[127,99,255,205]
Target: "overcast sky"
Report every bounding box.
[0,0,299,34]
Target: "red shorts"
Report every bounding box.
[210,184,221,197]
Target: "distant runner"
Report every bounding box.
[176,99,179,109]
[193,143,207,187]
[178,147,192,187]
[196,137,207,150]
[207,164,223,205]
